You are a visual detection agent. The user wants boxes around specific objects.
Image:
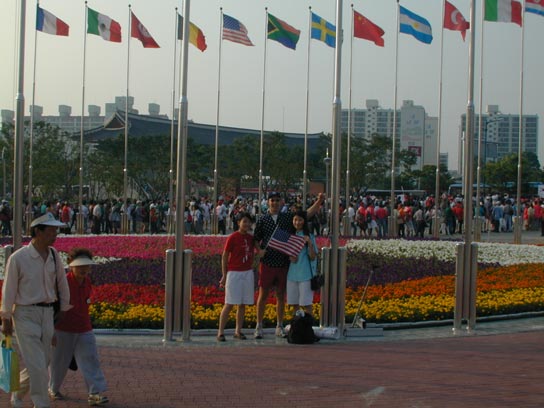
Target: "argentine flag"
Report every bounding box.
[399,6,433,44]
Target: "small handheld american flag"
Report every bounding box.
[267,228,306,258]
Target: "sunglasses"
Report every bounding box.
[270,198,281,202]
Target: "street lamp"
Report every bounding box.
[323,148,331,235]
[474,115,502,241]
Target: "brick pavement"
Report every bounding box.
[2,321,543,408]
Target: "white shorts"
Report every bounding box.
[225,269,255,305]
[286,279,314,307]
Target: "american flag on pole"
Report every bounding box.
[222,14,254,46]
[267,229,306,258]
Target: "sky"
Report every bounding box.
[1,0,543,172]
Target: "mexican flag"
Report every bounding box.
[88,7,122,42]
[484,0,522,26]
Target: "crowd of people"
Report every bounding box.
[0,190,542,238]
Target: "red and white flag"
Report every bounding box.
[444,1,470,41]
[131,12,160,48]
[267,229,306,258]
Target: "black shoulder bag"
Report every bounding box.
[307,242,324,291]
[50,249,61,322]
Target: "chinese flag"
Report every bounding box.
[444,1,470,41]
[353,9,384,47]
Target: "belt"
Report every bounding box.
[32,302,55,307]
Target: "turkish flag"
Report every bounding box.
[131,12,160,48]
[444,1,470,41]
[353,9,384,47]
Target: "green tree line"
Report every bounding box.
[2,121,539,202]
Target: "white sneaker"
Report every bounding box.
[254,327,263,339]
[88,393,109,406]
[275,326,287,338]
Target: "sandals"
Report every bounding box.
[218,333,247,341]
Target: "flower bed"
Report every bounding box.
[1,236,544,329]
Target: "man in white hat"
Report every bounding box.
[1,212,71,408]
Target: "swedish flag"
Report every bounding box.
[311,12,336,48]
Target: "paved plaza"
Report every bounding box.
[1,316,543,408]
[1,230,543,407]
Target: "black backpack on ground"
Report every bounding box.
[287,312,319,344]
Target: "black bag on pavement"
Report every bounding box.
[287,312,318,344]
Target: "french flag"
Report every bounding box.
[36,6,69,36]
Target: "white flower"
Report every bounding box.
[346,239,544,266]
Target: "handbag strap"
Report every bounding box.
[50,248,59,300]
[305,236,317,279]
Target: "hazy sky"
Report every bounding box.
[1,0,543,171]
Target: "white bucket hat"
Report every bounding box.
[30,213,66,228]
[69,256,96,267]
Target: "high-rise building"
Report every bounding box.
[341,99,442,171]
[458,105,538,171]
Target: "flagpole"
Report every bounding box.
[176,0,191,253]
[168,8,179,235]
[474,0,486,241]
[514,5,526,244]
[389,0,400,237]
[27,0,39,234]
[343,4,354,236]
[76,3,88,235]
[328,0,343,330]
[457,0,477,332]
[433,0,447,239]
[258,8,268,214]
[303,7,312,211]
[13,0,27,250]
[212,8,223,233]
[122,5,132,234]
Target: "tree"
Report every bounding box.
[346,133,418,190]
[410,164,455,194]
[87,135,214,200]
[483,152,544,194]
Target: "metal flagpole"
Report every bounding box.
[389,0,400,237]
[343,4,354,236]
[303,7,311,211]
[27,0,39,234]
[77,3,88,235]
[258,8,269,215]
[514,5,526,244]
[168,8,179,235]
[475,0,487,236]
[474,0,486,241]
[458,0,477,332]
[326,0,344,331]
[122,5,132,234]
[169,0,192,342]
[212,8,223,233]
[433,0,447,239]
[176,0,191,252]
[13,0,27,250]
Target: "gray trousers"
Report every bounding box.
[49,330,107,395]
[13,305,54,408]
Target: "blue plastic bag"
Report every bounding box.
[0,335,20,393]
